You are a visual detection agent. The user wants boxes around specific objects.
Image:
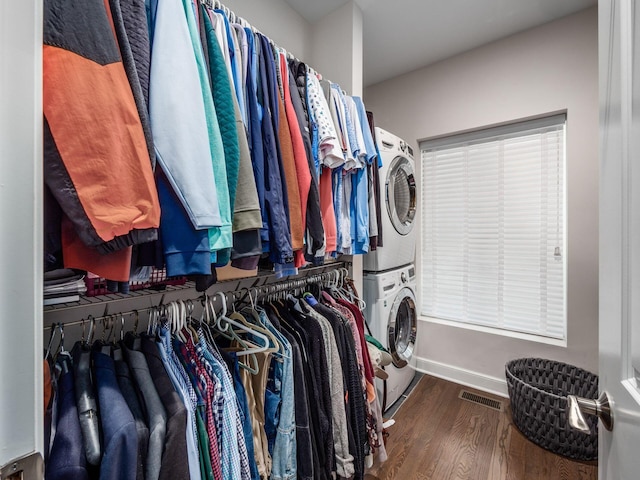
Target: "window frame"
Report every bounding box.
[417,113,568,343]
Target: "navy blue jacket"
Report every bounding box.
[93,346,138,480]
[257,33,293,264]
[245,31,268,254]
[46,356,89,480]
[157,171,212,277]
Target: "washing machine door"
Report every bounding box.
[388,287,418,368]
[385,156,417,235]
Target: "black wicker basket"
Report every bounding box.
[505,358,598,461]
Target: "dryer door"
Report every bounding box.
[388,287,418,368]
[385,156,417,235]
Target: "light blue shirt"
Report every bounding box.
[351,168,370,254]
[180,0,232,262]
[331,84,359,164]
[148,0,221,229]
[259,311,297,480]
[353,96,377,165]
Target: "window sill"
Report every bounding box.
[418,315,567,347]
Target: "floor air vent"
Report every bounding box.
[458,390,503,411]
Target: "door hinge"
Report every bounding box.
[0,452,43,480]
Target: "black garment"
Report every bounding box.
[44,185,63,271]
[115,0,161,269]
[288,59,310,126]
[271,308,324,480]
[113,348,149,480]
[230,229,263,265]
[140,336,190,480]
[367,111,383,247]
[107,0,155,169]
[314,303,366,480]
[286,299,335,477]
[190,264,218,292]
[47,356,90,480]
[367,163,378,251]
[287,69,323,259]
[270,303,332,480]
[116,0,151,108]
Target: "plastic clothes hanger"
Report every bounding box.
[187,298,226,362]
[228,310,280,356]
[231,290,282,356]
[178,299,199,344]
[237,288,266,322]
[213,291,270,357]
[184,299,202,343]
[198,293,218,346]
[341,268,367,311]
[240,288,285,349]
[206,293,260,374]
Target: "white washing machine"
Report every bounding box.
[364,264,418,411]
[364,127,417,272]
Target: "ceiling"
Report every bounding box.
[283,0,597,86]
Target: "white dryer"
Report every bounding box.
[364,264,418,411]
[364,127,417,272]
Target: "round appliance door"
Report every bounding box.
[387,287,418,368]
[385,156,417,235]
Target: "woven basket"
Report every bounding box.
[505,358,598,461]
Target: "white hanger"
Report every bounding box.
[236,288,286,357]
[213,291,270,357]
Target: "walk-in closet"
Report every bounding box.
[2,0,639,478]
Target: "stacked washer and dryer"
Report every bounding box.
[364,127,419,412]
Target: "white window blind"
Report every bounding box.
[419,115,566,339]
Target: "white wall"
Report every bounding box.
[310,1,363,96]
[0,0,44,465]
[224,0,312,61]
[310,1,365,293]
[365,7,599,395]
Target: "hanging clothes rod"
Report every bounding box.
[43,262,349,331]
[203,0,333,86]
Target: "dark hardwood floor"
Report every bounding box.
[365,375,597,480]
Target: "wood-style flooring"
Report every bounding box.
[364,375,597,480]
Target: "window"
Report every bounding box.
[419,114,566,340]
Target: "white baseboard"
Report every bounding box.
[413,356,509,398]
